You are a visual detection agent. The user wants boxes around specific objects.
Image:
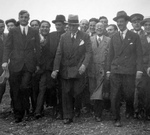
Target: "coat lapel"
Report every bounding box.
[17,27,24,47]
[119,30,131,55]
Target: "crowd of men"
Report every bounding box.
[0,9,150,127]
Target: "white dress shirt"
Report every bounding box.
[20,25,28,35]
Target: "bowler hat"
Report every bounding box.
[130,13,144,22]
[141,18,150,26]
[52,15,67,24]
[68,14,79,25]
[113,11,130,22]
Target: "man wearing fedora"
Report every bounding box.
[107,11,143,127]
[51,14,92,124]
[2,10,41,123]
[44,15,67,119]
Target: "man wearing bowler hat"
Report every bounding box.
[106,11,143,127]
[51,14,92,124]
[44,15,67,119]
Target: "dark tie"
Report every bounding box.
[120,32,124,40]
[23,27,26,36]
[97,37,101,47]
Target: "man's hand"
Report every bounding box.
[2,62,8,70]
[147,67,150,77]
[51,70,58,79]
[106,71,111,80]
[136,71,143,79]
[78,64,86,75]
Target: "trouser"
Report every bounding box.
[0,82,6,103]
[61,78,85,119]
[10,65,32,119]
[94,100,103,117]
[110,73,135,120]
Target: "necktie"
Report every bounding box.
[23,27,26,36]
[71,34,75,43]
[97,37,101,47]
[120,32,124,40]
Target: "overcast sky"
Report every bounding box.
[0,0,150,32]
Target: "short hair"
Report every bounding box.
[16,21,20,27]
[99,16,108,21]
[89,18,99,23]
[5,19,16,25]
[0,19,4,23]
[40,20,51,28]
[30,19,40,26]
[19,10,30,17]
[107,24,118,31]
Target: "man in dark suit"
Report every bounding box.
[45,15,67,119]
[2,10,40,123]
[0,19,8,103]
[107,11,143,127]
[51,14,92,124]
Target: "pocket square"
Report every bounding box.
[79,40,84,46]
[129,42,133,45]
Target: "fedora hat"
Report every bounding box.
[68,14,79,25]
[141,18,150,26]
[52,15,67,24]
[0,69,9,84]
[113,11,130,22]
[130,13,144,22]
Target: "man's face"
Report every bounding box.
[40,22,50,36]
[89,21,97,34]
[95,23,105,36]
[65,24,69,32]
[132,20,142,31]
[117,18,128,31]
[69,24,79,34]
[19,13,29,26]
[99,18,108,28]
[106,25,116,37]
[0,23,5,35]
[55,22,65,32]
[144,21,150,34]
[7,22,16,31]
[30,21,40,30]
[80,20,89,32]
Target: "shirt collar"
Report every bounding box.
[97,35,103,41]
[120,29,128,35]
[71,30,78,38]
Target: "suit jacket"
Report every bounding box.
[3,26,40,72]
[40,31,65,71]
[53,30,92,79]
[139,32,150,73]
[107,30,143,74]
[88,35,110,77]
[0,33,7,74]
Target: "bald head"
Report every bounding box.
[80,19,89,32]
[95,22,105,36]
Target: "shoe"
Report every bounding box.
[63,118,73,124]
[35,113,42,119]
[114,120,122,127]
[95,116,102,122]
[15,118,22,123]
